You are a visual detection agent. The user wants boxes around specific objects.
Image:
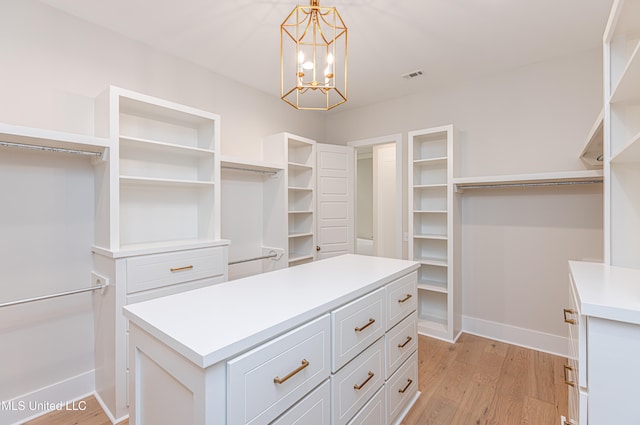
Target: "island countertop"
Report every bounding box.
[123,254,419,368]
[569,260,640,325]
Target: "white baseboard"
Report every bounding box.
[2,369,95,425]
[462,315,568,357]
[93,390,128,425]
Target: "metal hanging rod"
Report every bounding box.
[229,251,279,265]
[221,165,279,176]
[456,179,603,190]
[0,141,103,157]
[0,282,108,309]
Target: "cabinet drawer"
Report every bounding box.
[332,288,385,372]
[331,337,385,425]
[386,311,418,379]
[271,380,330,425]
[347,387,385,425]
[386,351,418,425]
[126,246,225,294]
[386,271,417,330]
[227,314,330,425]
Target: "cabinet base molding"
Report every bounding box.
[389,391,421,425]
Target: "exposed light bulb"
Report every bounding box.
[298,51,304,64]
[303,61,314,70]
[327,52,334,65]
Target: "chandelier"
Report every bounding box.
[280,0,348,110]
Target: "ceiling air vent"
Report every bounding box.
[402,70,423,79]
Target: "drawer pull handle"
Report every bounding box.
[398,378,413,394]
[273,359,309,385]
[398,294,412,303]
[563,308,576,325]
[353,371,374,390]
[398,336,413,348]
[564,364,576,387]
[170,265,194,272]
[355,318,376,332]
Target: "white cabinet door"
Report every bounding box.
[316,143,354,259]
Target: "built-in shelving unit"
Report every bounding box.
[92,87,228,422]
[604,0,640,268]
[408,125,461,342]
[263,132,316,267]
[94,86,222,253]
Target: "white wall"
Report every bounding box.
[0,0,325,157]
[0,149,96,423]
[326,48,605,353]
[0,0,324,417]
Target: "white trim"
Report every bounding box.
[462,315,568,357]
[2,370,95,425]
[348,134,403,259]
[389,391,421,425]
[93,390,129,425]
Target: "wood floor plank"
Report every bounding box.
[23,396,127,425]
[521,396,558,425]
[527,350,556,404]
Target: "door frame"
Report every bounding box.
[347,134,403,259]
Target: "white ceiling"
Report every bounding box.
[39,0,613,110]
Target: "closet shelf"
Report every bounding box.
[418,258,448,267]
[610,39,640,104]
[220,156,284,173]
[288,161,313,170]
[413,210,448,214]
[414,184,447,189]
[288,232,313,238]
[288,253,314,263]
[92,239,230,259]
[288,186,313,191]
[611,131,640,164]
[120,175,215,187]
[121,135,215,156]
[0,123,109,155]
[417,317,448,336]
[414,234,448,241]
[454,170,604,190]
[418,282,448,294]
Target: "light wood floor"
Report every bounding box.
[25,333,567,425]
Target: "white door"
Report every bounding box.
[316,143,354,259]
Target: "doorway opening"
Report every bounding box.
[348,134,403,258]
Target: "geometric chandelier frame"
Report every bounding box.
[280,0,348,110]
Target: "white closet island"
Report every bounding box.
[124,254,420,425]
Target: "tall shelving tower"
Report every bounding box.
[408,125,461,342]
